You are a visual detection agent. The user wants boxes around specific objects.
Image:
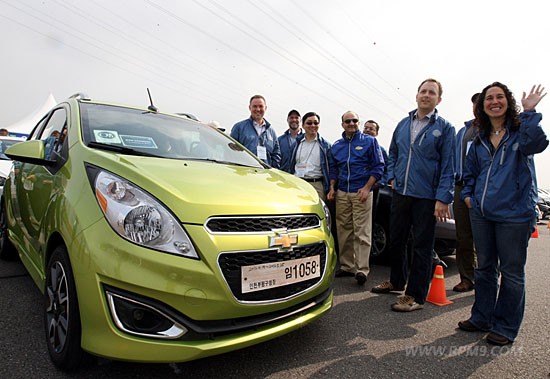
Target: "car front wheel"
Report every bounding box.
[44,245,89,371]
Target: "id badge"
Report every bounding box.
[257,145,267,160]
[295,165,306,177]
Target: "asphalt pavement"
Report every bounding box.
[1,220,549,379]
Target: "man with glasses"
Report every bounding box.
[288,112,332,201]
[371,79,455,312]
[328,111,384,285]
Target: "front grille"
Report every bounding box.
[206,215,320,233]
[218,242,327,302]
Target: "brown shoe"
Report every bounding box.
[371,281,404,294]
[453,280,474,292]
[458,320,481,332]
[391,295,424,312]
[487,332,512,346]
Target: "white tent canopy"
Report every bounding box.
[5,93,57,136]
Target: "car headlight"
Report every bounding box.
[321,200,331,236]
[91,169,198,259]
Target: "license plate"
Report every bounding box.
[241,255,321,293]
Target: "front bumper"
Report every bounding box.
[70,217,336,362]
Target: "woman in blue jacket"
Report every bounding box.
[458,82,548,346]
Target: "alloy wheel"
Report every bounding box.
[45,261,70,353]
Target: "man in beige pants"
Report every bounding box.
[327,111,385,285]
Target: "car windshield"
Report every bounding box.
[80,103,263,168]
[0,138,26,160]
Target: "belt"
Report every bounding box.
[303,177,323,183]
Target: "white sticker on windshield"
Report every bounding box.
[119,135,158,149]
[94,130,122,144]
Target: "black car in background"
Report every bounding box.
[370,186,456,263]
[537,188,550,220]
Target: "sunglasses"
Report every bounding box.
[305,121,319,125]
[344,119,359,124]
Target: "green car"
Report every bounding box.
[0,94,335,371]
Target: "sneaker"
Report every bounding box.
[335,269,355,278]
[355,272,367,285]
[391,295,424,312]
[371,281,404,293]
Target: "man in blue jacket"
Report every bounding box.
[452,93,480,293]
[364,120,388,186]
[230,95,281,168]
[278,109,303,173]
[327,111,384,285]
[371,79,455,312]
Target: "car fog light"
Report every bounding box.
[106,291,187,339]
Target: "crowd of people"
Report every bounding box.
[230,80,548,346]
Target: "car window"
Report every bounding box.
[39,109,67,161]
[80,103,262,167]
[27,114,49,141]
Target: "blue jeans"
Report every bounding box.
[389,192,436,304]
[468,208,531,341]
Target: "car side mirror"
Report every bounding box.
[4,140,57,166]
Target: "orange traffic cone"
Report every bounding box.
[426,265,453,306]
[531,225,539,238]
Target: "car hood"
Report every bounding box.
[95,156,321,224]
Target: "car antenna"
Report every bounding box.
[147,88,158,113]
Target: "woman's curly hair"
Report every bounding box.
[473,82,521,135]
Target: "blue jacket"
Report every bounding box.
[230,117,281,168]
[455,120,476,184]
[329,130,384,193]
[289,133,333,194]
[388,109,455,204]
[278,129,303,173]
[461,111,548,222]
[379,145,389,186]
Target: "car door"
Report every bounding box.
[14,107,68,268]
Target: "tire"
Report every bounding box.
[370,222,389,264]
[0,200,17,261]
[44,246,90,371]
[371,222,387,257]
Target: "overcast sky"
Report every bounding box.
[1,0,549,187]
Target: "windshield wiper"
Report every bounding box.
[87,141,163,158]
[185,157,258,167]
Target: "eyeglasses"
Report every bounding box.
[344,119,359,124]
[305,121,319,125]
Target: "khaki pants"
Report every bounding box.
[309,180,326,202]
[335,189,373,276]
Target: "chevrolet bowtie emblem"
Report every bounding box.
[269,232,298,249]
